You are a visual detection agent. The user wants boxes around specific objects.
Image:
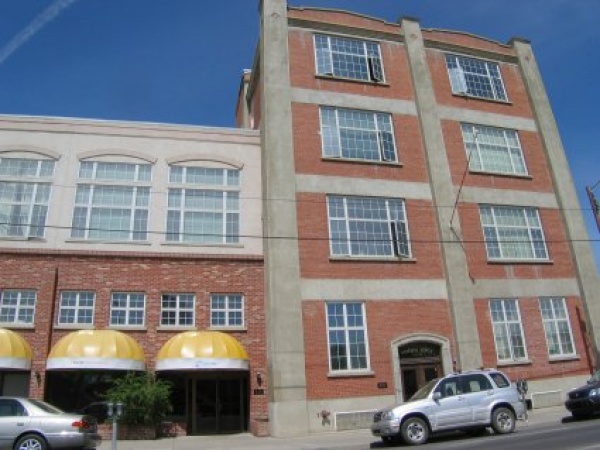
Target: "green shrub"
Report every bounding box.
[105,372,172,427]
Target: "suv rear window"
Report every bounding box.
[489,372,510,388]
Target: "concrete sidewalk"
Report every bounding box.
[98,406,569,450]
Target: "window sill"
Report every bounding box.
[488,259,553,265]
[321,157,402,167]
[316,74,389,87]
[107,325,147,331]
[549,354,580,363]
[469,170,532,180]
[0,323,34,330]
[157,325,197,332]
[161,242,243,249]
[54,324,94,330]
[208,326,247,332]
[452,92,512,105]
[66,239,151,245]
[0,236,46,242]
[496,359,532,367]
[330,256,416,263]
[328,370,375,378]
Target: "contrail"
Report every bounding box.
[0,0,79,66]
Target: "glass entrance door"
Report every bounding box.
[188,374,248,435]
[401,364,440,400]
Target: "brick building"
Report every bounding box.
[0,116,269,435]
[1,0,600,440]
[237,0,600,437]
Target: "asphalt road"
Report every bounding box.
[376,418,600,450]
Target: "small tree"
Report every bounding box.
[105,372,172,428]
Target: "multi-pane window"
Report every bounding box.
[480,205,548,261]
[0,290,36,325]
[327,195,410,258]
[0,157,54,238]
[315,34,384,82]
[320,107,396,162]
[461,124,528,176]
[71,161,151,241]
[539,297,575,357]
[58,291,95,325]
[446,54,507,101]
[326,302,369,372]
[167,166,240,244]
[109,292,145,326]
[210,294,244,328]
[489,299,527,362]
[161,294,195,327]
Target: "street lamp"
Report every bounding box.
[586,181,600,232]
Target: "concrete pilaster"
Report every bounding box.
[259,0,310,436]
[401,17,483,371]
[512,38,600,363]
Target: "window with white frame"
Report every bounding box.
[167,166,240,244]
[58,291,95,325]
[327,195,410,258]
[161,293,195,327]
[326,302,369,372]
[461,124,528,176]
[489,299,527,362]
[0,290,36,325]
[0,157,55,238]
[110,292,145,326]
[539,297,575,357]
[210,294,244,328]
[320,107,397,162]
[445,54,507,101]
[71,161,151,241]
[480,205,548,261]
[315,34,384,82]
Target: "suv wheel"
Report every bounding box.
[491,407,515,434]
[400,416,429,445]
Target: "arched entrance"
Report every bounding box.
[156,331,250,435]
[393,334,452,403]
[398,342,442,400]
[0,328,32,397]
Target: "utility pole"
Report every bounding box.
[586,181,600,232]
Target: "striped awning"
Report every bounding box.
[47,330,145,371]
[0,328,32,370]
[156,331,249,371]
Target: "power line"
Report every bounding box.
[1,220,599,245]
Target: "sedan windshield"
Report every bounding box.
[409,378,439,401]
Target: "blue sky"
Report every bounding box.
[0,0,598,271]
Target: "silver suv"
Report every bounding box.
[371,369,526,446]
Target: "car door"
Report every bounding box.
[430,376,473,430]
[0,399,31,449]
[461,373,495,423]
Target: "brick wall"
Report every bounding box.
[0,252,268,429]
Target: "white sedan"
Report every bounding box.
[0,397,100,450]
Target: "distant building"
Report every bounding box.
[1,0,600,439]
[238,0,600,436]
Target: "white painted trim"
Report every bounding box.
[0,357,31,370]
[155,358,249,371]
[46,357,145,371]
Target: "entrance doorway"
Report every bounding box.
[186,372,248,435]
[399,342,443,401]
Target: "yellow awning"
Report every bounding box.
[156,331,249,371]
[47,330,145,371]
[0,328,32,370]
